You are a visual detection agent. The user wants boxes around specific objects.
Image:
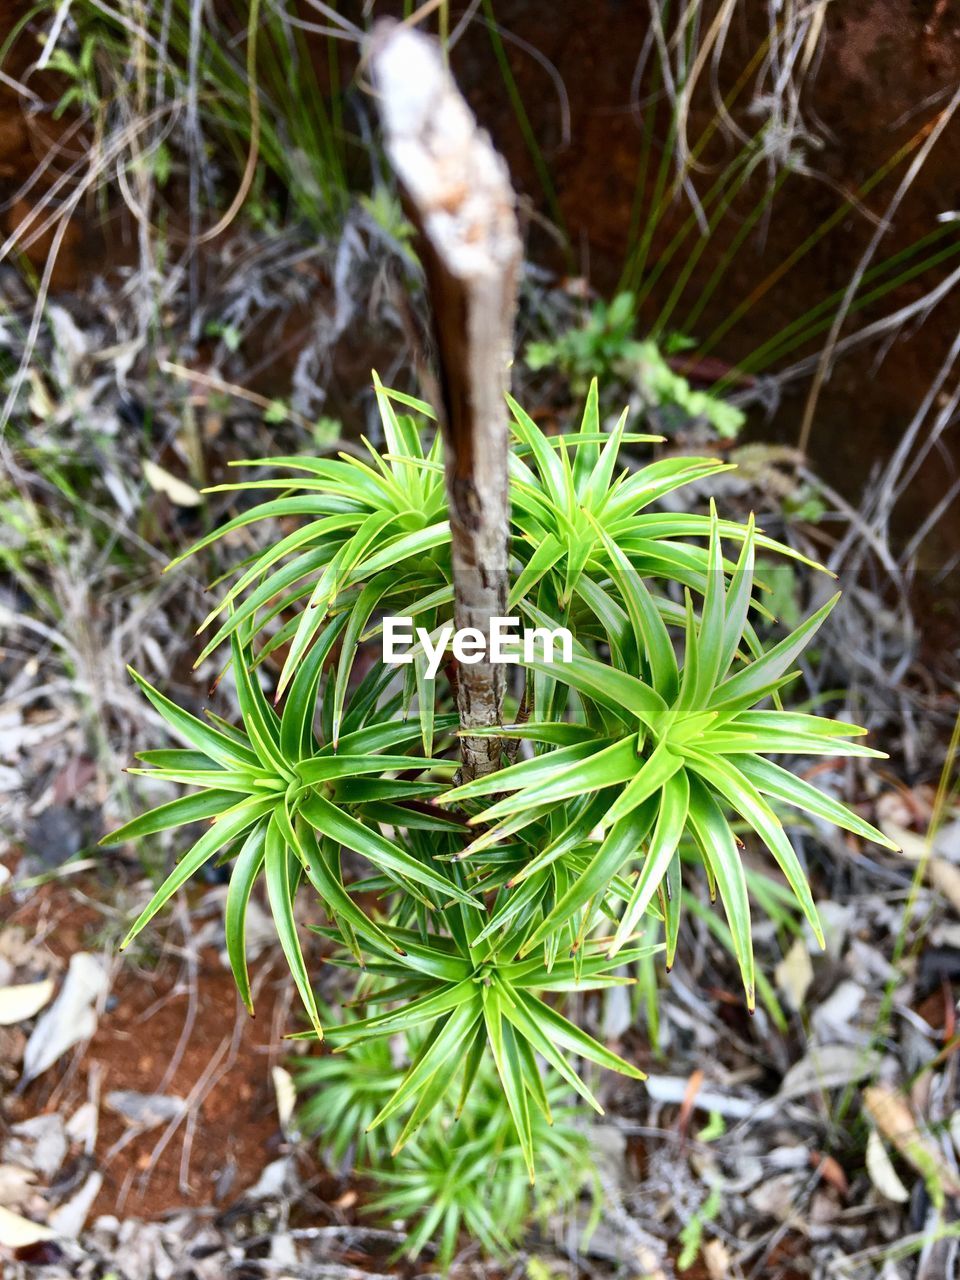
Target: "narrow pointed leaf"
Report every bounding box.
[225,821,268,1014]
[686,776,754,1007]
[299,795,478,907]
[128,668,259,768]
[104,789,241,845]
[611,770,690,953]
[120,796,275,948]
[264,814,323,1039]
[737,755,899,850]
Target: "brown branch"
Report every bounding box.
[368,21,521,781]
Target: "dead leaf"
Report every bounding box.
[66,1101,98,1153]
[27,370,55,421]
[775,937,814,1011]
[644,1074,756,1118]
[863,1083,960,1208]
[0,980,55,1026]
[929,858,960,917]
[812,1151,850,1196]
[0,1204,55,1249]
[779,1044,880,1099]
[876,791,929,861]
[0,1027,25,1082]
[748,1172,804,1224]
[877,788,933,830]
[269,1232,300,1266]
[0,926,48,970]
[935,818,960,863]
[106,1091,185,1129]
[22,953,109,1084]
[0,1165,36,1211]
[142,458,202,507]
[602,983,632,1039]
[811,980,866,1043]
[271,1066,297,1137]
[865,1127,910,1203]
[244,1156,291,1201]
[634,1247,668,1280]
[586,1124,628,1188]
[47,303,89,386]
[702,1237,731,1280]
[7,1114,67,1179]
[47,1170,102,1239]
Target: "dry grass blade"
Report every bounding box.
[797,84,960,455]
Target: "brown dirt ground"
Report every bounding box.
[3,873,313,1221]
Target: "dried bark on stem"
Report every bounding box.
[367,21,521,781]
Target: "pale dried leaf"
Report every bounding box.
[268,1232,299,1266]
[929,858,960,917]
[779,1044,881,1098]
[806,899,854,958]
[47,304,89,385]
[0,926,47,970]
[271,1066,297,1136]
[702,1237,731,1279]
[863,1083,960,1207]
[935,818,960,863]
[875,792,928,861]
[244,1156,292,1201]
[866,1128,910,1203]
[645,1074,757,1118]
[0,1164,36,1211]
[27,370,55,421]
[0,765,21,794]
[810,980,866,1043]
[142,459,202,508]
[748,1172,803,1223]
[0,1204,55,1249]
[65,1101,98,1152]
[0,980,55,1026]
[775,937,814,1011]
[106,1091,185,1129]
[602,983,632,1039]
[879,821,927,862]
[47,1171,103,1239]
[586,1124,628,1188]
[22,953,109,1084]
[8,1114,67,1178]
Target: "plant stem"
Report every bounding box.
[367,19,521,780]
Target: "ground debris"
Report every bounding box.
[22,953,111,1084]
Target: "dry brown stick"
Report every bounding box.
[367,20,521,781]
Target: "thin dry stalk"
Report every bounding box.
[797,83,960,454]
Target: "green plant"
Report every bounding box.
[631,855,802,1050]
[442,495,892,1006]
[45,35,102,119]
[526,292,744,437]
[295,1008,404,1170]
[296,1012,596,1267]
[526,291,639,391]
[17,0,353,234]
[106,379,895,1249]
[677,1186,723,1271]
